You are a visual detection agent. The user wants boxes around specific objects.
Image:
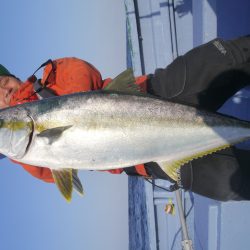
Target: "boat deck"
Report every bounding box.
[126,0,250,249]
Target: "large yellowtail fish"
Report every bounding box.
[1,69,250,201]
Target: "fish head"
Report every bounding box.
[0,107,33,159]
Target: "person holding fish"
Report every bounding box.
[1,35,250,201]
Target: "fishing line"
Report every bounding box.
[167,0,175,60]
[144,178,179,192]
[133,0,146,75]
[172,0,179,57]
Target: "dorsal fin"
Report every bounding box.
[103,69,144,94]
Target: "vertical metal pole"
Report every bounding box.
[175,189,194,250]
[133,0,146,75]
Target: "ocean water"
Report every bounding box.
[128,176,150,250]
[126,11,151,250]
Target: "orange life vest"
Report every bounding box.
[10,57,149,182]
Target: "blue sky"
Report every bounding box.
[0,1,129,250]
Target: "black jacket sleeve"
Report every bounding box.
[148,35,250,111]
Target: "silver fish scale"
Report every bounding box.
[1,91,250,170]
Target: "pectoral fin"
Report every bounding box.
[38,125,72,144]
[72,169,84,196]
[51,169,73,202]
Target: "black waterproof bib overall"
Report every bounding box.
[147,36,250,201]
